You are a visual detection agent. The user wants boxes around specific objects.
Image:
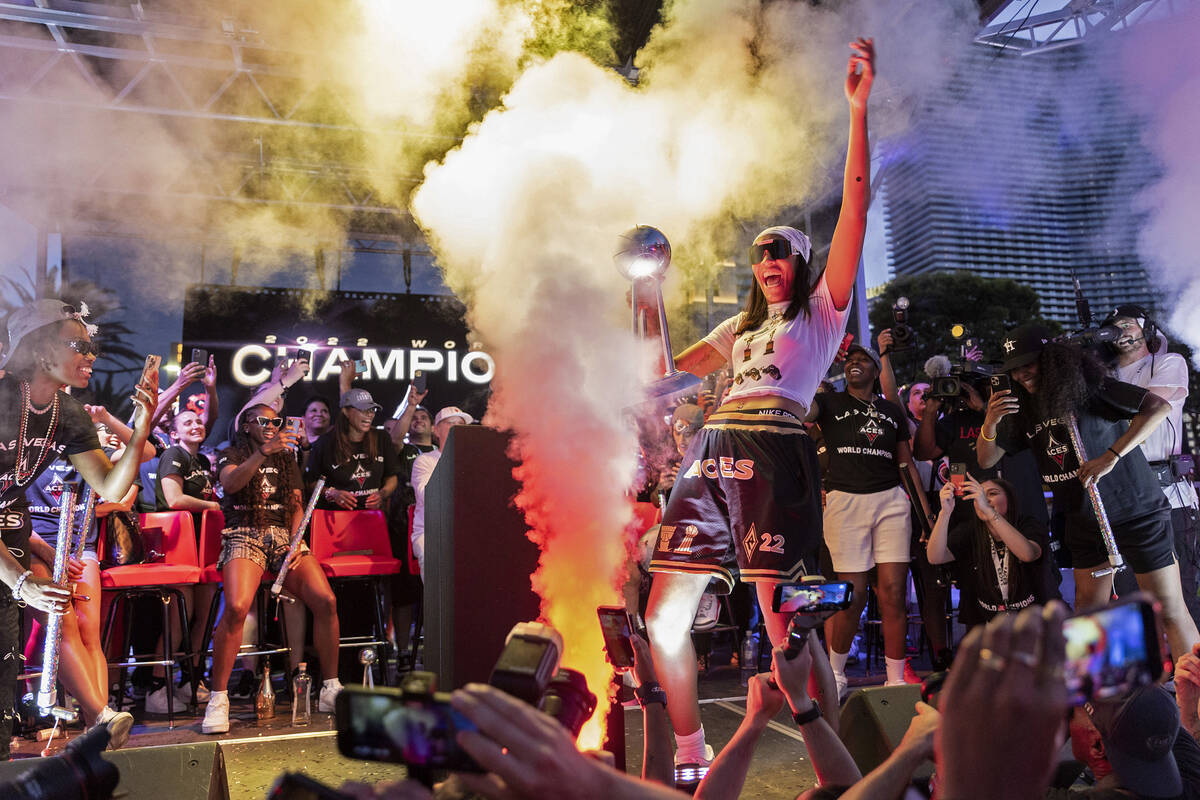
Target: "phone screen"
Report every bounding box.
[596,606,635,670]
[336,688,481,771]
[1064,600,1161,704]
[773,582,852,614]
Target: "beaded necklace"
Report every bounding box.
[9,380,61,492]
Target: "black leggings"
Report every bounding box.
[0,515,32,761]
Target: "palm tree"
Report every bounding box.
[1,266,142,413]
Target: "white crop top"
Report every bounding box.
[701,275,851,411]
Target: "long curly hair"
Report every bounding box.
[227,403,300,530]
[1030,341,1107,421]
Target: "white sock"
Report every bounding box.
[323,678,342,689]
[96,705,115,722]
[885,656,907,684]
[209,690,228,701]
[829,649,850,679]
[675,726,707,762]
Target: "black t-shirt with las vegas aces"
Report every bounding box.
[996,376,1167,525]
[216,448,302,530]
[812,392,910,494]
[0,376,100,512]
[304,429,399,511]
[154,445,215,510]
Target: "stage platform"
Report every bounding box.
[5,658,907,799]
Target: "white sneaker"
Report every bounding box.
[178,681,211,704]
[144,685,174,715]
[674,743,715,785]
[201,693,230,734]
[318,680,343,713]
[834,673,849,701]
[692,593,720,632]
[94,707,134,750]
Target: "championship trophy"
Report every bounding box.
[614,226,700,401]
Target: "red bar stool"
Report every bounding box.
[311,509,401,684]
[100,510,201,727]
[195,509,292,693]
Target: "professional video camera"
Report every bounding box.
[335,621,596,780]
[0,724,118,800]
[1056,273,1121,348]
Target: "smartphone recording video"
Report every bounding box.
[413,370,427,394]
[354,359,368,376]
[597,605,635,671]
[336,687,481,772]
[1064,597,1161,704]
[191,347,208,366]
[284,417,305,448]
[772,582,853,614]
[949,462,967,495]
[990,374,1011,394]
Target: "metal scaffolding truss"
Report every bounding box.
[0,0,445,237]
[977,0,1194,54]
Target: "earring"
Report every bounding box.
[38,357,54,372]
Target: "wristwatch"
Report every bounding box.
[792,700,821,726]
[634,681,668,708]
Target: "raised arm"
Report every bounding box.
[674,341,727,379]
[825,37,875,311]
[85,403,155,462]
[71,375,157,502]
[694,673,782,800]
[200,355,219,436]
[926,483,957,565]
[152,360,204,428]
[962,474,1041,562]
[912,396,944,461]
[976,389,1016,469]
[876,329,902,412]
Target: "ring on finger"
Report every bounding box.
[1010,650,1038,669]
[978,647,1007,671]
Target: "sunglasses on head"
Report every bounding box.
[673,420,698,434]
[749,239,795,265]
[254,416,284,429]
[63,339,101,358]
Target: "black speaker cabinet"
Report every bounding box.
[839,684,932,778]
[424,425,541,689]
[0,740,229,800]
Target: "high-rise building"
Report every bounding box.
[881,43,1160,326]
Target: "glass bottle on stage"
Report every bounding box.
[740,632,759,687]
[292,662,312,727]
[256,662,276,721]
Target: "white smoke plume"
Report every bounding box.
[412,0,978,743]
[1114,9,1200,363]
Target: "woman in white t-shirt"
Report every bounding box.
[643,38,876,774]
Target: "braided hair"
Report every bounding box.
[227,403,300,530]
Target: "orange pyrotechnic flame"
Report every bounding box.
[510,417,639,750]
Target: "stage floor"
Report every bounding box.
[8,657,907,799]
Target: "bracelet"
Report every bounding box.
[792,700,821,725]
[1107,447,1122,460]
[11,569,32,601]
[634,681,668,708]
[980,428,997,442]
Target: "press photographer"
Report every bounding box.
[976,324,1199,662]
[1104,303,1200,629]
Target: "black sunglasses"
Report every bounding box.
[748,239,795,265]
[63,338,101,358]
[254,416,284,429]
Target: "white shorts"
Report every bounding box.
[823,486,912,573]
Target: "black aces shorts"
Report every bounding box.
[649,409,822,593]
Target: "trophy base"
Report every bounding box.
[642,370,701,403]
